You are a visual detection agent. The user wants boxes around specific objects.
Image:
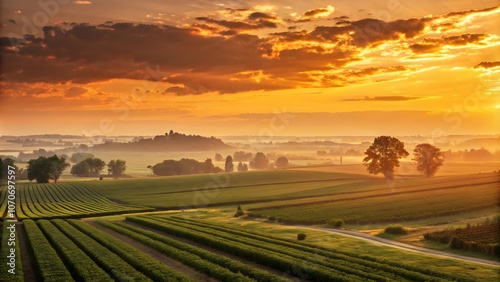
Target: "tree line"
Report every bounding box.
[1,136,445,183]
[363,136,445,180]
[1,155,128,183]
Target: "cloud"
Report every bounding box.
[0,6,496,95]
[65,87,87,97]
[289,5,335,23]
[410,34,489,54]
[474,61,500,69]
[73,0,92,4]
[195,11,278,32]
[248,12,276,21]
[342,96,423,102]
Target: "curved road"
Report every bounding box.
[297,226,500,267]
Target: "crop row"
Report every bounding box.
[425,223,500,244]
[23,220,74,281]
[51,219,153,281]
[66,219,192,282]
[154,216,401,281]
[166,216,471,281]
[423,223,500,256]
[100,220,290,282]
[131,217,428,281]
[148,215,469,282]
[37,220,113,282]
[0,223,23,282]
[249,183,499,224]
[98,221,257,282]
[16,183,153,220]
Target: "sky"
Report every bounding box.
[0,0,499,137]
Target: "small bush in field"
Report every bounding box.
[326,219,344,228]
[297,233,306,240]
[234,205,244,217]
[267,216,276,222]
[384,226,408,235]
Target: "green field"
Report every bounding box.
[248,173,499,224]
[24,169,497,226]
[1,182,153,220]
[1,165,499,281]
[7,215,496,281]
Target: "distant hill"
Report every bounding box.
[91,130,232,152]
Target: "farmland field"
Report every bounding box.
[1,166,499,281]
[8,215,499,281]
[46,169,499,226]
[1,182,154,220]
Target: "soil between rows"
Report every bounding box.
[86,221,218,282]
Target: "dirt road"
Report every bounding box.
[297,226,500,267]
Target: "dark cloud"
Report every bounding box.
[410,34,488,54]
[288,6,336,23]
[443,6,497,18]
[331,15,349,21]
[248,12,276,21]
[409,43,440,54]
[474,61,500,69]
[341,66,408,78]
[275,17,429,47]
[195,15,277,31]
[342,96,422,101]
[0,6,495,95]
[304,8,330,17]
[65,87,87,97]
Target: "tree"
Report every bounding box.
[48,155,70,183]
[151,158,222,176]
[249,152,269,170]
[71,157,105,177]
[88,158,105,176]
[107,159,127,176]
[413,143,444,177]
[237,162,248,172]
[214,153,223,162]
[0,158,18,181]
[234,205,244,217]
[70,152,95,163]
[225,155,234,172]
[233,151,253,162]
[275,156,289,169]
[27,155,69,183]
[203,158,215,173]
[363,136,409,180]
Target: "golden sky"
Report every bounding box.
[0,0,499,136]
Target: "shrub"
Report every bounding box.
[297,233,307,240]
[234,205,244,217]
[267,216,276,222]
[384,226,408,235]
[326,218,344,228]
[450,236,465,249]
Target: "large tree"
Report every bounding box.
[363,136,409,180]
[107,159,127,176]
[225,155,234,172]
[27,155,69,183]
[48,155,70,182]
[275,156,289,169]
[413,143,444,177]
[249,152,269,170]
[71,157,106,177]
